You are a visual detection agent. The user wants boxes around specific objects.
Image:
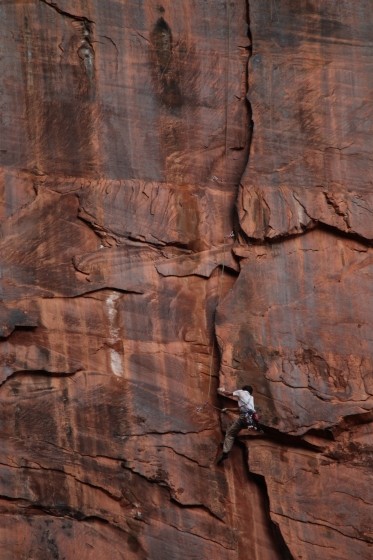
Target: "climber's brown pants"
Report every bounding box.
[223,415,247,454]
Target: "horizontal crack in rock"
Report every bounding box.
[39,0,94,24]
[273,510,371,544]
[0,460,122,502]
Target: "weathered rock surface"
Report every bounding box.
[218,230,373,435]
[238,0,373,242]
[218,1,373,559]
[0,1,372,559]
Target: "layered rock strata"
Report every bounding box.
[0,1,372,559]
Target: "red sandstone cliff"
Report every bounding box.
[0,1,372,559]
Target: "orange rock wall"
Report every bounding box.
[0,1,372,559]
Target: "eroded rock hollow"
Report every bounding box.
[0,1,372,559]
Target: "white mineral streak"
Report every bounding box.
[106,292,123,377]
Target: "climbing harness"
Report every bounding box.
[243,410,261,430]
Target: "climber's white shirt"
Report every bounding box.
[233,390,255,412]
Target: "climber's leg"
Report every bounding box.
[222,416,245,454]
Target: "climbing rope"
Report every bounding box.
[205,232,234,401]
[206,241,226,400]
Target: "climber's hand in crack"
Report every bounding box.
[217,387,234,397]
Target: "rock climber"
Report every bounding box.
[216,385,261,464]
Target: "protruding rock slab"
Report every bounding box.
[217,229,373,434]
[238,0,373,241]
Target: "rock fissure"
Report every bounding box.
[350,198,373,215]
[16,438,124,463]
[168,497,226,524]
[330,490,372,507]
[218,5,296,557]
[324,192,351,230]
[120,460,222,522]
[241,445,295,560]
[291,193,314,224]
[296,535,337,550]
[155,444,210,469]
[273,509,370,544]
[99,35,118,53]
[124,427,216,438]
[0,460,122,502]
[165,514,235,551]
[39,0,94,25]
[29,506,128,532]
[241,430,325,452]
[0,368,81,391]
[76,212,116,245]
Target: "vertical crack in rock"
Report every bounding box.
[202,0,255,418]
[216,3,295,558]
[239,443,295,560]
[252,475,295,560]
[218,3,373,558]
[232,0,254,239]
[244,0,254,166]
[214,0,253,370]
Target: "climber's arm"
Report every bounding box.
[217,387,238,400]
